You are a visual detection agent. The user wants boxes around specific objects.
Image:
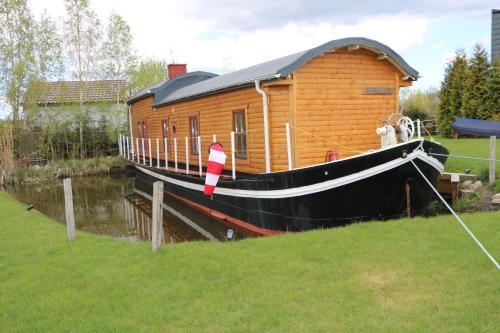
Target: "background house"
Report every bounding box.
[21,80,128,158]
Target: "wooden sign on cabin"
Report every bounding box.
[362,87,394,95]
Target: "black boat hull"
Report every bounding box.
[131,140,448,234]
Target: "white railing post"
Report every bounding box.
[286,122,293,170]
[141,138,146,165]
[136,138,140,163]
[490,136,496,185]
[122,135,126,158]
[231,131,236,180]
[148,138,152,167]
[212,134,216,143]
[118,134,123,156]
[164,137,168,170]
[131,136,135,160]
[126,136,130,160]
[185,137,190,175]
[197,136,202,177]
[174,137,178,172]
[156,138,160,168]
[417,119,421,139]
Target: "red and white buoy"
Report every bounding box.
[204,143,227,196]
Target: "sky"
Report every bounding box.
[0,0,497,118]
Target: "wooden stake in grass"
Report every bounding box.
[489,136,496,185]
[63,178,76,241]
[152,181,164,252]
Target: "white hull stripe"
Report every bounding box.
[136,150,444,199]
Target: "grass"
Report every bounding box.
[435,136,499,177]
[0,192,499,332]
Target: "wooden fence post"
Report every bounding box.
[63,178,76,241]
[152,181,164,252]
[490,136,496,185]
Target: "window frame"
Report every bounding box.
[232,109,248,160]
[189,114,200,156]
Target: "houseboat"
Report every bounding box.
[122,37,448,236]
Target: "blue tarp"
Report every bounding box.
[452,118,500,138]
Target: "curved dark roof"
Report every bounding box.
[278,37,418,78]
[127,71,218,104]
[131,37,418,106]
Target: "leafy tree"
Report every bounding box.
[63,0,102,158]
[400,87,439,120]
[128,58,167,95]
[487,59,500,121]
[101,12,136,86]
[461,44,491,119]
[438,49,468,137]
[0,0,35,125]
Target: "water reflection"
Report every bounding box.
[5,176,243,243]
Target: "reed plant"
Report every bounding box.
[5,156,125,184]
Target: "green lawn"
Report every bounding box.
[1,192,499,332]
[434,136,499,176]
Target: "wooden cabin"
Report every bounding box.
[127,37,417,174]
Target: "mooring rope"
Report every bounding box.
[429,152,500,163]
[410,159,499,270]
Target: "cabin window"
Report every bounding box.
[137,121,148,150]
[162,119,170,154]
[189,115,200,155]
[233,110,247,159]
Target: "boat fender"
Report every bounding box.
[402,150,408,158]
[325,150,339,162]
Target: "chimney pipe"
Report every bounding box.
[167,64,187,80]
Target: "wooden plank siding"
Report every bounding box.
[292,47,405,167]
[130,46,411,173]
[132,88,271,173]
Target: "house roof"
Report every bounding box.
[129,37,419,107]
[127,71,219,104]
[35,80,127,105]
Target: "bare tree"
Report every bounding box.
[63,0,101,158]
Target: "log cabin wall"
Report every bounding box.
[131,87,280,173]
[291,47,407,168]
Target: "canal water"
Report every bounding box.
[6,176,243,243]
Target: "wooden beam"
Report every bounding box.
[347,45,359,52]
[63,178,76,241]
[152,181,164,252]
[262,79,293,87]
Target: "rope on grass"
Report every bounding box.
[410,159,499,270]
[429,153,500,163]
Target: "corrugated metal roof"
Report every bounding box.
[131,37,419,107]
[127,71,219,104]
[36,80,127,105]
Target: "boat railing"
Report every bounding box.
[118,119,427,179]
